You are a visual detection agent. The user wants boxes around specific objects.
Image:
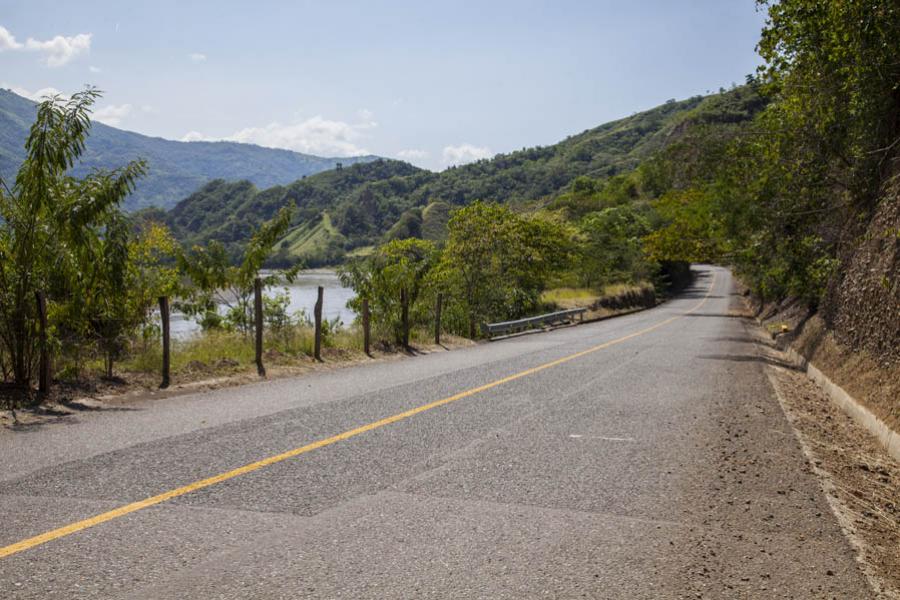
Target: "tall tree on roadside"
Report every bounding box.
[0,89,145,389]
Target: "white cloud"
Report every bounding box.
[0,26,22,50]
[189,52,206,63]
[0,25,91,66]
[397,149,429,160]
[5,84,64,101]
[89,65,101,73]
[181,131,208,142]
[229,116,372,155]
[442,143,492,167]
[182,112,377,156]
[25,33,92,67]
[93,103,132,126]
[140,104,157,114]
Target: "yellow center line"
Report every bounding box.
[0,271,717,559]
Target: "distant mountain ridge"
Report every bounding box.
[0,89,379,211]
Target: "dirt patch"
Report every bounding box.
[755,324,900,598]
[744,286,900,435]
[823,175,900,366]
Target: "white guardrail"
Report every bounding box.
[482,308,586,338]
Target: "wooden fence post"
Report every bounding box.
[314,285,323,361]
[400,288,410,350]
[35,291,50,396]
[434,293,443,346]
[362,298,371,356]
[254,278,266,377]
[158,296,170,389]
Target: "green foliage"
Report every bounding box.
[384,208,423,241]
[166,160,426,265]
[578,204,654,288]
[434,202,572,336]
[160,95,731,262]
[338,238,439,345]
[420,201,452,241]
[643,189,726,264]
[0,89,150,386]
[757,0,900,203]
[646,1,899,306]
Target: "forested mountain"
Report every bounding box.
[162,86,766,266]
[0,88,378,211]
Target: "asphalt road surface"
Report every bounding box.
[0,266,872,599]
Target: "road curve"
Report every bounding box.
[0,266,870,598]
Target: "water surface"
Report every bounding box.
[170,269,356,339]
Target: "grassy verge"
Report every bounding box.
[541,282,655,311]
[53,322,465,397]
[119,324,365,378]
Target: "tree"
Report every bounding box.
[0,89,145,389]
[435,202,570,336]
[579,204,653,288]
[339,238,438,345]
[642,1,900,306]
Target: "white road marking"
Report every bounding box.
[569,434,636,442]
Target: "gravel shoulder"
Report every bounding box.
[749,320,900,598]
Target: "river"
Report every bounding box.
[169,270,357,339]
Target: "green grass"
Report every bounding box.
[120,323,366,377]
[347,245,375,258]
[421,201,451,241]
[276,212,345,258]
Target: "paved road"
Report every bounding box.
[0,266,870,598]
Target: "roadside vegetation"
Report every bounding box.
[0,92,369,406]
[644,0,899,309]
[2,0,895,408]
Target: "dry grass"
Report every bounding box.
[541,282,654,310]
[540,287,600,309]
[789,315,900,431]
[119,324,367,379]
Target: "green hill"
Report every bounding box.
[161,86,767,265]
[0,88,378,211]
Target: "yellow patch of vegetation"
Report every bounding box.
[601,281,654,297]
[347,245,375,258]
[540,287,601,309]
[542,282,653,310]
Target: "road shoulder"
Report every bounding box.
[752,321,900,598]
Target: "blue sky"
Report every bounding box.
[1,1,767,170]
